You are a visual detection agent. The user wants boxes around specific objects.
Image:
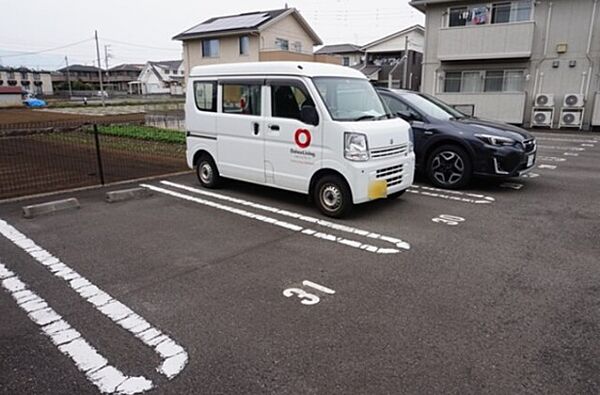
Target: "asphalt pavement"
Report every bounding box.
[1,130,599,394]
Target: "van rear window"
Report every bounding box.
[194,81,217,112]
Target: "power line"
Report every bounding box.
[0,38,94,58]
[102,37,180,52]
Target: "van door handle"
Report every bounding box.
[268,124,280,131]
[424,130,434,135]
[252,122,260,135]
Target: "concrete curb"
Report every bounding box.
[105,188,153,203]
[22,198,80,219]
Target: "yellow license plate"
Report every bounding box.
[368,180,388,199]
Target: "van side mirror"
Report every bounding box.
[300,105,319,126]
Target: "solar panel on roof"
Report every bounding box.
[186,13,269,34]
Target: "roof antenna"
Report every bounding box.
[285,3,289,9]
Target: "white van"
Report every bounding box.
[185,62,415,218]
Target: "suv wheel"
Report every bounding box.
[427,145,472,189]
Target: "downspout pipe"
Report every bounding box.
[584,0,598,101]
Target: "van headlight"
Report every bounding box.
[344,132,369,161]
[475,133,515,146]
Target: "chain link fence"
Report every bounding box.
[0,119,187,200]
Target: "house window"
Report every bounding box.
[444,70,525,93]
[222,83,261,115]
[275,38,289,51]
[202,39,220,57]
[33,73,41,81]
[194,81,217,112]
[7,71,15,80]
[449,1,532,27]
[240,35,250,55]
[165,69,170,75]
[292,41,302,53]
[343,57,350,66]
[20,71,28,79]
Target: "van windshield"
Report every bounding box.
[313,77,390,122]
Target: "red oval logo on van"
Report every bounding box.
[294,129,311,149]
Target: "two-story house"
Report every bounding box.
[0,66,53,96]
[52,64,104,92]
[173,7,339,80]
[315,44,364,67]
[130,60,185,95]
[411,0,600,129]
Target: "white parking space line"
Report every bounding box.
[0,262,153,394]
[538,145,585,151]
[535,137,598,143]
[538,156,567,162]
[0,220,189,384]
[538,164,557,169]
[499,182,524,190]
[581,144,595,147]
[520,172,540,179]
[407,185,495,204]
[158,181,411,252]
[564,152,579,157]
[142,183,410,254]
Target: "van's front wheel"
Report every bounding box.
[314,175,353,218]
[196,156,222,188]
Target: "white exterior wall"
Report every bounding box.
[260,15,315,54]
[0,70,53,95]
[0,94,22,107]
[365,30,424,53]
[420,0,600,128]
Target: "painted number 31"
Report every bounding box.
[283,280,335,306]
[432,214,465,226]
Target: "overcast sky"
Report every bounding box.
[0,0,423,70]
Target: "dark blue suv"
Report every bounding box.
[377,88,537,189]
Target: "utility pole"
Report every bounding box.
[104,45,111,93]
[402,36,409,90]
[65,56,73,98]
[94,30,106,107]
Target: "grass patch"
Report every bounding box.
[97,125,185,144]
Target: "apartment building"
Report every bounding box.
[0,66,53,96]
[173,7,339,79]
[411,0,600,129]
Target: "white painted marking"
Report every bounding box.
[407,185,495,204]
[302,280,336,295]
[536,137,598,143]
[538,145,585,151]
[0,219,189,383]
[283,288,320,305]
[142,182,410,254]
[521,172,540,179]
[432,214,465,226]
[581,143,595,147]
[499,182,524,190]
[563,152,579,157]
[537,164,557,170]
[0,262,153,394]
[538,156,567,162]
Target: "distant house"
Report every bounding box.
[52,64,104,92]
[129,60,185,95]
[354,25,425,90]
[107,64,144,92]
[315,44,364,67]
[0,66,53,96]
[173,7,339,78]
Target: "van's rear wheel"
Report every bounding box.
[196,156,222,188]
[314,175,353,218]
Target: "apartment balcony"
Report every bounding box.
[437,21,535,61]
[436,92,527,124]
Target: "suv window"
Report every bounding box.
[222,84,261,116]
[193,81,217,112]
[381,94,409,114]
[271,83,314,122]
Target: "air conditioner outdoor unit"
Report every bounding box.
[532,109,553,127]
[535,93,554,108]
[560,109,584,128]
[563,93,585,108]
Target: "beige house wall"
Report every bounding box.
[260,15,314,54]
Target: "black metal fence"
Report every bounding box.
[0,119,187,200]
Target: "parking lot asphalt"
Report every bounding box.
[1,130,599,394]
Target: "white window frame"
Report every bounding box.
[442,69,526,93]
[202,39,220,58]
